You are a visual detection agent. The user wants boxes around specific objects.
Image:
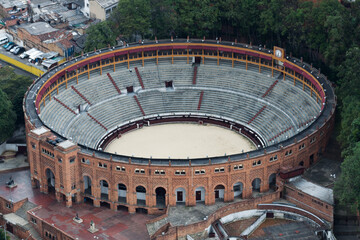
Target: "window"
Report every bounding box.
[269,155,278,162]
[81,158,90,164]
[285,150,293,156]
[312,199,324,206]
[195,169,205,175]
[58,157,62,163]
[298,192,304,197]
[72,184,76,189]
[5,202,11,208]
[69,157,75,163]
[253,160,261,166]
[310,137,316,144]
[299,143,305,151]
[98,162,102,167]
[234,164,243,170]
[31,143,36,149]
[135,169,145,174]
[214,167,225,173]
[42,148,54,158]
[31,217,37,224]
[116,166,126,172]
[155,170,165,175]
[175,170,186,175]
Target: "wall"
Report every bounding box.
[284,184,334,223]
[0,196,28,214]
[0,53,44,76]
[89,1,105,20]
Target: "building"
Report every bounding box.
[89,0,118,20]
[22,40,336,239]
[285,176,334,223]
[17,22,74,56]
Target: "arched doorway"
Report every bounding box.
[83,176,92,195]
[252,178,261,193]
[195,187,205,203]
[214,185,225,201]
[45,168,55,193]
[118,183,127,203]
[155,187,166,207]
[269,173,276,190]
[100,180,109,200]
[175,187,186,204]
[136,186,146,206]
[233,182,243,199]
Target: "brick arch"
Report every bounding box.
[153,185,168,194]
[192,184,207,192]
[82,174,93,181]
[98,178,110,187]
[135,184,147,192]
[43,166,55,177]
[231,180,245,189]
[213,183,227,190]
[250,176,263,185]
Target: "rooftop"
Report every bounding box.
[0,0,27,9]
[289,176,334,205]
[57,140,75,149]
[0,169,155,239]
[95,0,118,9]
[30,126,49,136]
[20,22,58,35]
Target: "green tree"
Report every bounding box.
[0,66,32,125]
[150,0,176,39]
[111,0,151,41]
[335,142,360,211]
[0,88,16,143]
[84,21,117,52]
[0,228,10,240]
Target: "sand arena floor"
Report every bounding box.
[105,123,256,159]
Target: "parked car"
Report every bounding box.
[0,36,8,45]
[3,41,13,49]
[10,46,19,53]
[13,47,25,55]
[5,44,16,51]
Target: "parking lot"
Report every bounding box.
[0,41,44,77]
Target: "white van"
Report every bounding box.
[0,36,8,45]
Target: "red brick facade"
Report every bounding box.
[285,184,334,223]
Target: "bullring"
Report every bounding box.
[23,39,335,216]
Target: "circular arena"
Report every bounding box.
[24,40,335,216]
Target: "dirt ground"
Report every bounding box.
[105,123,256,158]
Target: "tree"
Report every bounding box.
[0,66,32,125]
[0,88,16,143]
[335,142,360,212]
[111,0,151,41]
[84,21,118,52]
[150,0,176,39]
[0,228,10,240]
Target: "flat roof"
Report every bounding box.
[0,0,26,9]
[4,213,28,226]
[57,140,76,149]
[289,176,334,205]
[95,0,118,9]
[20,22,58,35]
[30,126,49,136]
